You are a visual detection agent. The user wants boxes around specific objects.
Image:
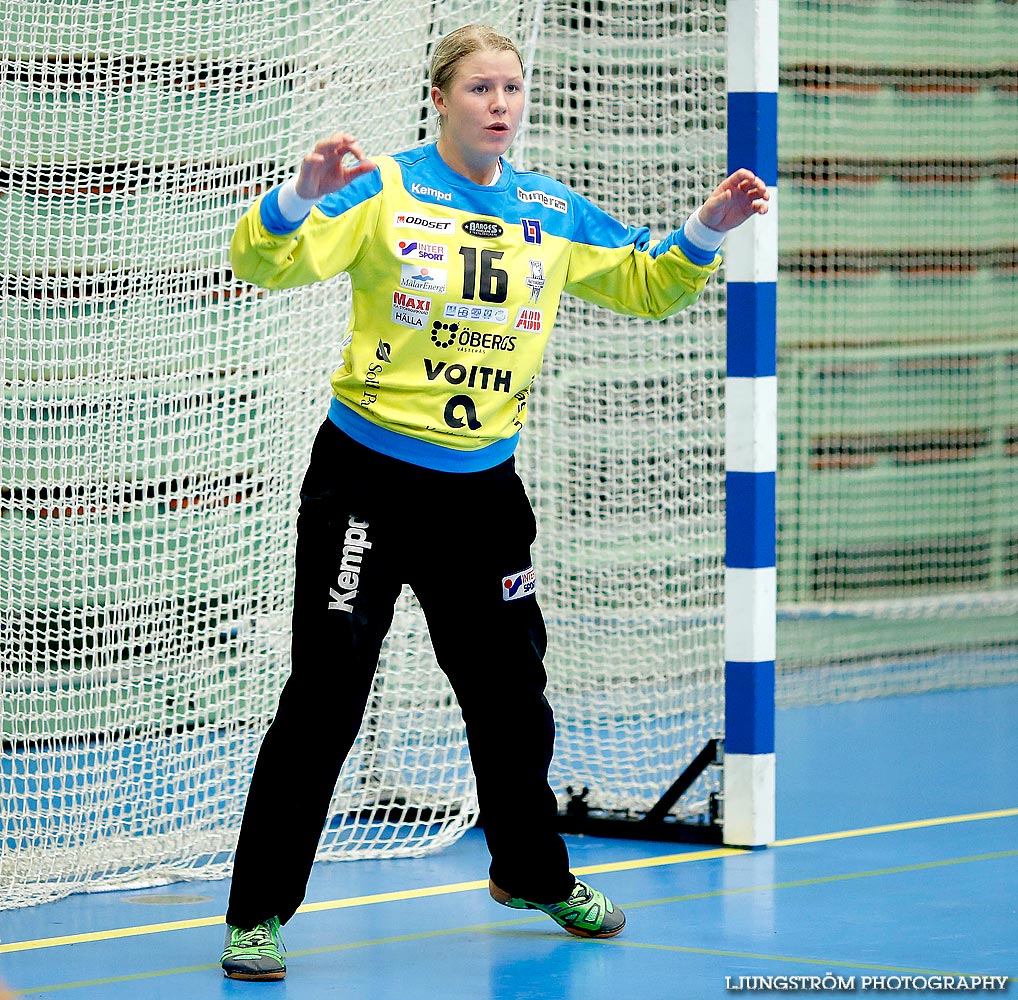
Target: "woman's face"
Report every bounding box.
[433,48,525,172]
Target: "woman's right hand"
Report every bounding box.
[295,133,376,200]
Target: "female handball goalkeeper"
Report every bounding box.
[220,22,769,981]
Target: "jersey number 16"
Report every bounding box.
[458,247,508,303]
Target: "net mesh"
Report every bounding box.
[776,0,1018,702]
[1,0,727,909]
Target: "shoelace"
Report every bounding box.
[566,882,594,906]
[233,922,285,951]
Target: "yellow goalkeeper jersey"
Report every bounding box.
[230,143,720,471]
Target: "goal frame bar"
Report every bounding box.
[722,0,778,848]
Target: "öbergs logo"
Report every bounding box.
[462,219,504,239]
[502,566,536,601]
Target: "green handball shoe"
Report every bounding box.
[490,878,625,938]
[221,915,286,981]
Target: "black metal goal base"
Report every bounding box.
[555,738,725,845]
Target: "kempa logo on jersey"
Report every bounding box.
[391,291,431,328]
[397,240,448,263]
[328,516,372,613]
[514,307,542,333]
[517,188,568,214]
[444,302,509,324]
[410,182,452,202]
[502,566,536,601]
[394,213,455,233]
[400,264,447,293]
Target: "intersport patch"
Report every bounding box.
[502,566,536,601]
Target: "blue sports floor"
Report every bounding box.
[2,682,1016,999]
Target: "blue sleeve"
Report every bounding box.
[259,186,302,235]
[653,228,719,267]
[257,170,385,235]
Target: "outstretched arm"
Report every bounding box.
[696,168,769,232]
[231,132,382,289]
[562,168,769,319]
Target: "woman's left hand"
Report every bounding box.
[697,169,770,232]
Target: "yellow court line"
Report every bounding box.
[570,846,743,876]
[299,847,745,914]
[772,806,1018,847]
[1,806,1015,955]
[0,848,740,954]
[14,878,1018,997]
[298,876,486,912]
[618,849,1018,910]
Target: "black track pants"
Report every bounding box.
[226,420,574,927]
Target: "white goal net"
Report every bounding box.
[1,0,727,909]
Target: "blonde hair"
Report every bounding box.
[429,24,524,94]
